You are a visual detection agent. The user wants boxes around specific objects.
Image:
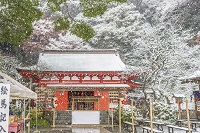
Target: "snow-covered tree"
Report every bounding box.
[0,51,19,77]
[82,1,200,119]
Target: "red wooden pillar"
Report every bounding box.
[99,91,109,110]
[55,91,68,110]
[94,91,109,110]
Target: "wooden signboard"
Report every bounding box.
[0,83,10,133]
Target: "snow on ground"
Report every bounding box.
[30,126,200,133]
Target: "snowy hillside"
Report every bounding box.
[80,0,200,110]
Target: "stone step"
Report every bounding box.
[53,125,71,127]
[55,122,70,125]
[55,119,71,125]
[56,116,69,118]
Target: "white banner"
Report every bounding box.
[0,83,10,133]
[72,111,100,124]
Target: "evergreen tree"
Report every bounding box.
[0,0,43,46]
[0,0,128,46]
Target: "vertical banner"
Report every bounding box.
[0,83,10,133]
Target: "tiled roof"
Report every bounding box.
[36,49,126,72]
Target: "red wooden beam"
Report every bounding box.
[17,69,143,88]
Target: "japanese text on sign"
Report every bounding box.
[0,84,10,133]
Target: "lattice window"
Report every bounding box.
[109,91,119,104]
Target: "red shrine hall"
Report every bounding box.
[17,49,141,125]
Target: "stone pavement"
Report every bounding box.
[30,126,142,133]
[30,126,112,133]
[30,125,200,133]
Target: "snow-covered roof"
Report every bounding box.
[36,49,126,72]
[0,72,37,99]
[173,94,185,98]
[187,70,200,79]
[179,70,200,81]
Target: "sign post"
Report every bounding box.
[150,98,153,133]
[109,102,116,131]
[119,98,124,133]
[110,107,114,131]
[186,100,191,133]
[131,100,135,133]
[0,83,10,133]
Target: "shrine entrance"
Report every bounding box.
[68,91,97,110]
[54,90,101,111]
[70,97,100,125]
[69,91,101,124]
[71,96,100,110]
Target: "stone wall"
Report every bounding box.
[44,110,110,126]
[55,110,72,125]
[100,110,109,124]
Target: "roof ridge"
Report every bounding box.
[41,49,118,54]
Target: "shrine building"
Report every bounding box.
[17,49,141,126]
